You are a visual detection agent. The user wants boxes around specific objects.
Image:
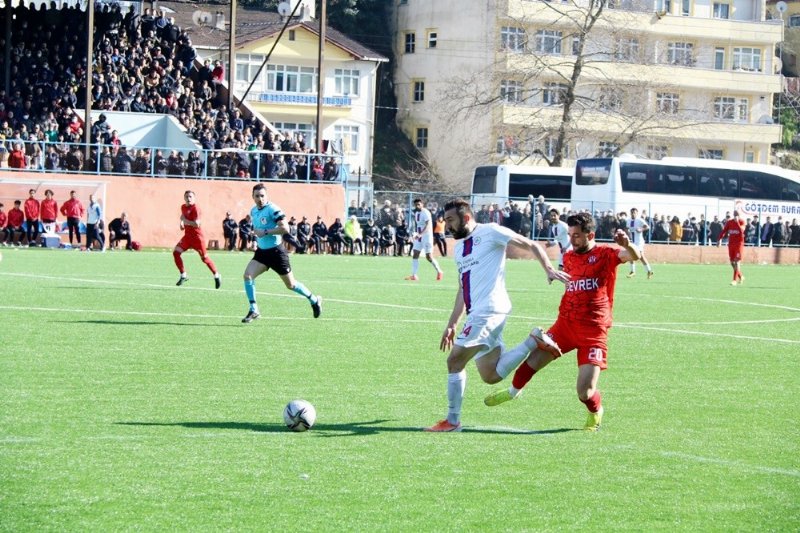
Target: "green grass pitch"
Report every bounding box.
[1,247,798,531]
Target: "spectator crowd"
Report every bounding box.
[0,2,341,180]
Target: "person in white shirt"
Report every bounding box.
[86,194,105,251]
[545,209,571,269]
[627,207,653,279]
[425,198,570,432]
[405,198,444,281]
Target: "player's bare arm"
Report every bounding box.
[614,229,641,262]
[180,214,199,228]
[440,287,465,352]
[508,234,570,285]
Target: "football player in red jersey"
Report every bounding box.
[485,211,640,431]
[173,190,221,288]
[717,210,746,285]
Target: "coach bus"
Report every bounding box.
[572,155,800,220]
[471,164,573,209]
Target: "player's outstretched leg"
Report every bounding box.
[290,281,321,318]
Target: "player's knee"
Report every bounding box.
[481,372,502,385]
[577,386,595,402]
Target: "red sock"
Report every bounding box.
[736,270,742,281]
[201,254,217,274]
[512,364,536,390]
[581,390,602,413]
[173,250,184,273]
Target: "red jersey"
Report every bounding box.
[559,245,624,328]
[719,218,745,247]
[181,203,204,239]
[40,199,58,221]
[0,211,6,228]
[7,207,24,228]
[24,198,40,220]
[60,198,85,218]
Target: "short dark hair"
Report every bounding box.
[548,208,559,216]
[567,212,596,233]
[252,184,266,195]
[413,198,423,204]
[444,198,472,216]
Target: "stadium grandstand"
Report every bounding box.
[0,0,364,181]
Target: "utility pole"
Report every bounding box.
[228,0,237,110]
[315,1,326,154]
[84,0,95,163]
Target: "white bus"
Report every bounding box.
[572,155,800,220]
[471,164,573,209]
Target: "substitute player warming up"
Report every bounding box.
[425,199,569,432]
[174,190,221,288]
[241,184,321,323]
[484,212,640,431]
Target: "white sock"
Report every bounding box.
[630,264,636,273]
[496,340,533,379]
[446,371,466,425]
[431,258,442,273]
[411,258,419,276]
[509,385,521,397]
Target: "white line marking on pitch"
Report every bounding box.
[615,324,800,345]
[659,451,800,478]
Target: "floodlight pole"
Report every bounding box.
[84,0,95,163]
[316,0,326,154]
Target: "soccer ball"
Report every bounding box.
[283,399,316,432]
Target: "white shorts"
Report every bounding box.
[412,235,434,254]
[454,312,507,360]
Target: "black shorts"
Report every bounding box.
[253,245,292,275]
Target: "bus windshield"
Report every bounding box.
[575,159,611,186]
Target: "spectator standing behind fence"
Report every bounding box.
[772,216,786,247]
[669,216,682,243]
[760,216,774,246]
[60,190,84,247]
[86,194,105,251]
[23,189,40,246]
[789,219,800,245]
[709,215,723,245]
[222,212,238,251]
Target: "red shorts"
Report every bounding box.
[548,317,609,370]
[177,234,207,255]
[728,244,743,262]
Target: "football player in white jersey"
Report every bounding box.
[425,198,570,432]
[626,207,653,279]
[405,198,444,281]
[545,209,572,270]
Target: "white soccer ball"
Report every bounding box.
[283,399,316,432]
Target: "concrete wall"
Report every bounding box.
[0,172,345,248]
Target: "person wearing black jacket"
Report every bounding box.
[297,216,312,254]
[363,218,380,256]
[311,216,328,254]
[238,214,254,251]
[222,212,238,251]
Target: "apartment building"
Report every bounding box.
[164,1,387,175]
[393,0,782,188]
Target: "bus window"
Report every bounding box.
[619,163,649,192]
[509,173,571,200]
[740,170,779,200]
[575,159,611,185]
[664,166,696,196]
[697,167,729,197]
[783,179,800,201]
[472,167,497,194]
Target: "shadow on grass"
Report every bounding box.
[115,420,577,437]
[56,320,236,328]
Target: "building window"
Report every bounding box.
[535,30,562,54]
[416,128,428,149]
[656,92,679,114]
[790,14,800,27]
[404,32,416,54]
[699,148,724,159]
[334,125,359,154]
[667,42,694,66]
[266,64,317,93]
[288,30,296,41]
[712,2,730,19]
[542,83,568,105]
[572,36,581,56]
[713,96,748,122]
[544,136,560,159]
[744,150,755,163]
[500,80,523,103]
[681,0,691,15]
[714,47,725,70]
[235,53,266,88]
[599,88,622,111]
[655,0,671,13]
[273,121,315,146]
[615,37,639,62]
[413,80,425,102]
[647,145,669,159]
[496,135,520,156]
[427,31,438,48]
[334,69,360,97]
[599,141,620,157]
[732,47,762,72]
[501,26,526,52]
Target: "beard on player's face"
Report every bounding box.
[450,215,471,239]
